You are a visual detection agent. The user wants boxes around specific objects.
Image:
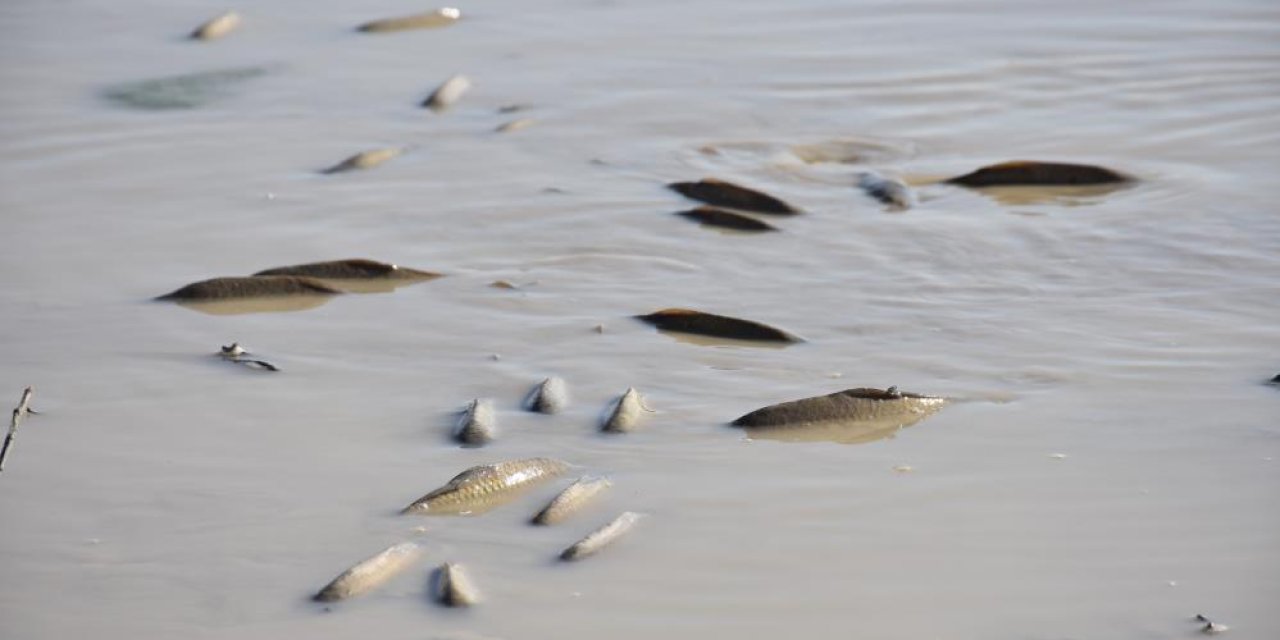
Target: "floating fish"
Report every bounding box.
[357,8,461,33]
[423,75,471,111]
[156,276,341,301]
[454,399,495,447]
[635,308,801,344]
[321,148,403,174]
[402,457,570,515]
[601,388,645,433]
[675,206,779,232]
[731,387,946,444]
[945,161,1130,187]
[668,178,800,215]
[253,258,441,282]
[431,562,481,607]
[495,118,536,133]
[532,476,612,525]
[190,11,241,41]
[857,172,916,210]
[313,542,424,602]
[560,512,642,561]
[526,377,569,414]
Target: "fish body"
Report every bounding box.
[602,388,644,433]
[732,387,946,437]
[424,75,471,111]
[857,172,916,210]
[403,457,570,515]
[527,377,569,414]
[668,178,799,215]
[533,476,612,525]
[454,399,495,446]
[190,11,241,40]
[636,308,801,343]
[156,276,341,301]
[358,8,461,32]
[560,512,642,561]
[313,542,423,602]
[432,562,481,607]
[675,206,778,232]
[945,161,1130,187]
[253,259,440,281]
[322,148,402,174]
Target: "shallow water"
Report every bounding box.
[2,0,1278,638]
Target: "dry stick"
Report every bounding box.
[1,386,35,472]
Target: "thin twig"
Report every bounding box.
[1,386,35,473]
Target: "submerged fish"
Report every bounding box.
[454,399,495,447]
[560,511,642,561]
[945,161,1130,187]
[526,377,569,414]
[601,388,645,433]
[532,476,612,525]
[103,67,266,111]
[857,172,916,210]
[358,8,461,33]
[313,542,424,602]
[432,562,481,607]
[190,11,241,41]
[635,308,801,344]
[156,276,341,301]
[321,148,403,174]
[675,206,779,232]
[402,457,570,515]
[731,387,947,444]
[495,118,536,133]
[668,178,800,215]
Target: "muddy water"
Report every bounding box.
[1,0,1278,638]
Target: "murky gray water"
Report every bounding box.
[2,1,1278,638]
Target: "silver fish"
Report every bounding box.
[601,387,644,433]
[526,377,569,414]
[454,399,495,447]
[423,75,471,112]
[532,476,612,525]
[560,511,642,561]
[190,11,241,41]
[403,457,570,515]
[432,562,481,607]
[313,542,424,602]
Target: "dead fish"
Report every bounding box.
[732,387,946,430]
[432,562,481,607]
[944,161,1130,187]
[423,75,471,111]
[526,377,569,414]
[454,399,495,447]
[560,511,642,561]
[1268,373,1279,384]
[601,388,644,433]
[668,178,800,215]
[402,457,570,515]
[190,11,241,40]
[253,259,441,281]
[857,172,916,210]
[313,542,424,602]
[495,118,536,133]
[357,8,461,33]
[156,276,342,301]
[675,206,779,232]
[321,148,402,174]
[532,476,612,525]
[635,308,801,344]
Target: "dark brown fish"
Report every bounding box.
[675,206,779,232]
[156,276,341,301]
[732,386,942,432]
[635,308,801,344]
[944,161,1130,187]
[402,457,570,515]
[668,179,800,215]
[253,258,440,281]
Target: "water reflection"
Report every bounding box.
[174,294,335,316]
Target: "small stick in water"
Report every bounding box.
[217,343,279,372]
[1,387,37,473]
[432,562,481,607]
[559,511,643,561]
